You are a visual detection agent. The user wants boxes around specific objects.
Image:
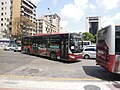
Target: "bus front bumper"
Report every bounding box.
[69,53,83,61]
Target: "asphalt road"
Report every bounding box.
[0,50,120,89]
[0,50,120,80]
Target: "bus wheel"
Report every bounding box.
[84,55,90,59]
[50,52,57,60]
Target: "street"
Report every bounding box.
[0,50,120,90]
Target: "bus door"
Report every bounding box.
[32,43,39,54]
[60,35,68,60]
[32,38,39,55]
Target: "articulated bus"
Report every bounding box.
[21,33,83,61]
[96,24,120,74]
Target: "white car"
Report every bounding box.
[14,44,21,52]
[4,45,16,51]
[85,45,96,48]
[82,47,96,59]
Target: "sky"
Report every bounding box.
[30,0,120,33]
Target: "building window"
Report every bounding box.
[1,18,3,21]
[1,7,3,10]
[3,35,6,38]
[1,23,3,27]
[53,16,56,19]
[8,18,10,21]
[1,2,4,5]
[1,13,3,16]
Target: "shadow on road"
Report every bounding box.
[56,59,80,64]
[28,54,81,64]
[83,66,120,81]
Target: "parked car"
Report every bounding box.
[4,44,16,51]
[82,47,96,59]
[85,45,96,48]
[14,44,21,52]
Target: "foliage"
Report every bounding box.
[79,32,82,35]
[13,16,36,36]
[20,16,35,28]
[81,32,96,43]
[93,34,96,43]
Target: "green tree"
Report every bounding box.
[12,16,36,43]
[82,32,95,43]
[79,32,82,35]
[93,34,97,43]
[13,16,36,36]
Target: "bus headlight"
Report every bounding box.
[69,55,75,59]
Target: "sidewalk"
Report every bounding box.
[0,76,112,90]
[0,80,111,90]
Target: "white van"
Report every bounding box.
[14,44,21,52]
[79,41,91,48]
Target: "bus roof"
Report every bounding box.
[35,32,69,36]
[22,33,79,38]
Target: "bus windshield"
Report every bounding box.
[70,34,83,53]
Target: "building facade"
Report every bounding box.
[36,18,56,34]
[0,1,61,40]
[0,0,12,39]
[86,16,101,35]
[0,0,36,40]
[36,14,61,34]
[12,0,36,37]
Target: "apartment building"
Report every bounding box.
[36,13,61,34]
[36,18,56,34]
[0,0,12,39]
[12,0,37,36]
[0,0,36,40]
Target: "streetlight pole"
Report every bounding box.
[47,8,53,33]
[47,8,51,14]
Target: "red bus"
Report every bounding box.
[96,24,120,74]
[21,33,83,61]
